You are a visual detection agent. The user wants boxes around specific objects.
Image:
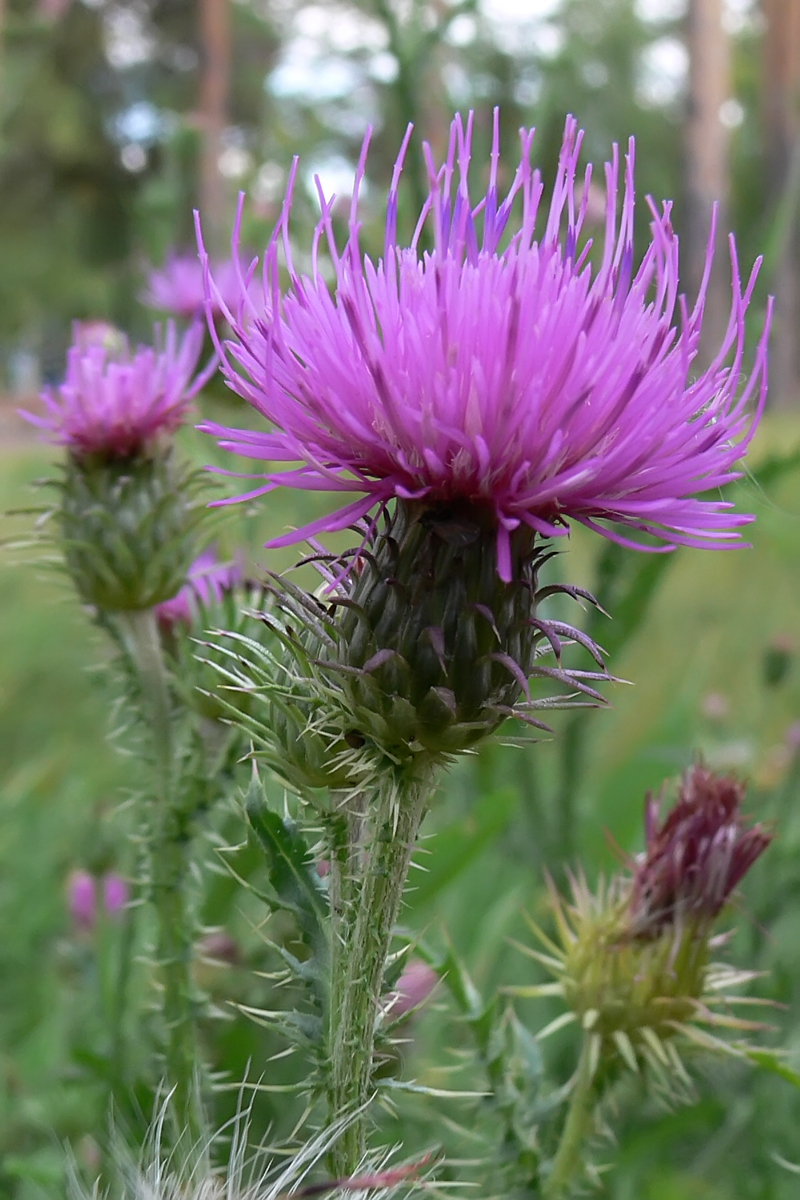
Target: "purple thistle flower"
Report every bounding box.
[142,251,255,322]
[629,764,772,938]
[67,870,129,930]
[67,869,96,930]
[102,872,130,916]
[197,111,771,582]
[21,321,213,460]
[155,547,243,628]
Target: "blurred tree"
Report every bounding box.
[0,0,277,377]
[197,0,231,253]
[762,0,800,408]
[0,1,138,373]
[685,0,731,359]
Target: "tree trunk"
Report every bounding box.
[198,0,231,253]
[684,0,732,362]
[762,0,800,408]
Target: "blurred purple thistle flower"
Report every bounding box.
[102,873,129,916]
[68,870,129,931]
[21,321,214,459]
[142,252,255,322]
[197,110,771,582]
[629,764,772,938]
[155,548,243,628]
[68,870,96,930]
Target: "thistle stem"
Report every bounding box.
[118,608,205,1154]
[543,1035,597,1199]
[327,776,430,1175]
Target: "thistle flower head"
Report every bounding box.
[143,252,254,322]
[629,763,773,938]
[22,321,211,460]
[67,869,128,931]
[520,767,772,1095]
[199,110,770,581]
[155,548,243,629]
[67,869,96,929]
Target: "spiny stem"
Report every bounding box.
[327,776,430,1175]
[543,1035,597,1199]
[118,608,206,1155]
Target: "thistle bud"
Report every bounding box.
[523,767,771,1091]
[155,549,243,632]
[205,500,607,792]
[158,552,267,723]
[21,323,215,612]
[329,500,543,758]
[314,498,607,766]
[59,450,208,611]
[384,959,438,1020]
[629,764,773,939]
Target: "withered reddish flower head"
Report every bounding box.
[21,321,213,459]
[629,764,772,938]
[197,110,770,581]
[155,548,243,628]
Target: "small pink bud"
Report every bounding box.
[700,691,729,721]
[198,931,240,965]
[67,870,97,930]
[386,960,438,1019]
[103,874,129,916]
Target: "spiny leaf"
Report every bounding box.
[245,771,328,951]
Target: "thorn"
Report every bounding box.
[612,1030,639,1073]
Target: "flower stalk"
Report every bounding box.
[118,607,206,1154]
[543,1035,598,1199]
[326,774,431,1175]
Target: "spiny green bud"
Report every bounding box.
[199,610,373,793]
[319,498,607,766]
[57,450,208,612]
[520,769,772,1094]
[201,498,607,792]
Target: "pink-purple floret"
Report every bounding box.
[197,111,772,582]
[21,321,212,459]
[143,252,254,321]
[155,548,242,627]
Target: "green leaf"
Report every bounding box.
[509,1010,545,1090]
[245,770,328,953]
[743,1048,800,1088]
